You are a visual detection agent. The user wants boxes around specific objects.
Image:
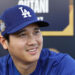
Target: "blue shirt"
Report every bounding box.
[0,48,75,75]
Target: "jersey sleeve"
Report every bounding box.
[58,54,75,75]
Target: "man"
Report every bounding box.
[0,5,75,75]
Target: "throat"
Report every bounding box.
[13,61,37,75]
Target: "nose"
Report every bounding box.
[27,35,37,46]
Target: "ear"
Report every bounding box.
[0,35,8,50]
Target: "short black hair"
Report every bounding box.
[4,34,9,42]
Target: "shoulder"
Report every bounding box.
[40,48,67,61]
[0,54,11,68]
[40,48,75,63]
[0,54,14,75]
[39,48,67,67]
[39,48,75,74]
[57,54,75,74]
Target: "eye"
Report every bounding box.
[34,30,40,35]
[18,33,26,37]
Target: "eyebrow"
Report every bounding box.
[13,27,40,35]
[34,27,40,30]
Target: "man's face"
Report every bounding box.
[7,23,43,63]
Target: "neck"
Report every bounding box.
[12,58,37,75]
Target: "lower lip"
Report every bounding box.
[27,49,38,55]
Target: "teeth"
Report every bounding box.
[28,49,36,52]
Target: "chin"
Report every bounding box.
[28,54,40,63]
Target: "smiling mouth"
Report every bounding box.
[26,48,38,55]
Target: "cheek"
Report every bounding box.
[36,35,43,47]
[10,37,26,47]
[8,39,25,56]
